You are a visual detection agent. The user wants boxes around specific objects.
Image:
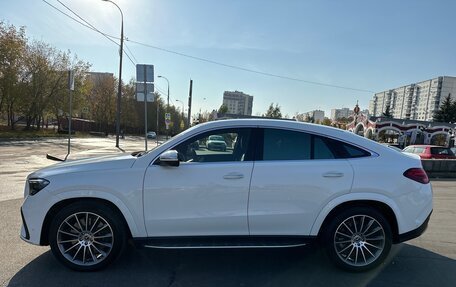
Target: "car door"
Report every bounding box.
[248,128,355,235]
[143,128,254,237]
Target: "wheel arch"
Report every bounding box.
[40,197,134,245]
[312,199,401,244]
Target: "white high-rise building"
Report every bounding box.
[222,91,254,116]
[330,108,351,120]
[369,76,456,121]
[299,110,325,122]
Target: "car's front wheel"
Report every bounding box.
[322,206,392,272]
[49,201,127,271]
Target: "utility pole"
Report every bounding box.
[158,75,170,139]
[187,79,193,127]
[65,70,74,161]
[102,0,124,148]
[167,83,169,139]
[156,97,159,145]
[143,65,148,151]
[115,19,124,148]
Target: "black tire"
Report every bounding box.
[49,201,127,271]
[322,206,392,272]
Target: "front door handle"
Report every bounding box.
[323,172,344,178]
[223,173,244,180]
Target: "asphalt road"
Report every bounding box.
[0,136,152,201]
[0,137,455,286]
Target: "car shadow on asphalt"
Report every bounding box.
[7,243,456,287]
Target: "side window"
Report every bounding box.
[341,143,371,158]
[172,128,251,163]
[404,146,415,153]
[261,129,370,161]
[431,147,451,155]
[415,147,425,154]
[263,129,311,160]
[320,136,371,159]
[313,136,336,159]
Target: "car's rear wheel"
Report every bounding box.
[322,206,392,272]
[49,201,127,271]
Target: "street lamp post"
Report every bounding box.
[157,75,169,138]
[175,99,185,129]
[199,97,206,122]
[157,75,169,108]
[102,0,123,148]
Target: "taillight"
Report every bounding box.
[403,168,429,184]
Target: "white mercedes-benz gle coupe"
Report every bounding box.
[20,119,432,272]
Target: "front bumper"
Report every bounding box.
[20,208,30,240]
[396,210,432,243]
[20,193,54,246]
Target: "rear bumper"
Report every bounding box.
[396,210,432,243]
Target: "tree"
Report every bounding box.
[321,118,332,126]
[0,22,91,130]
[0,21,27,128]
[21,42,90,130]
[87,73,117,132]
[264,103,282,118]
[120,79,141,133]
[218,104,228,114]
[382,106,392,118]
[433,94,456,123]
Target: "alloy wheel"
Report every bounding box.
[56,212,114,266]
[333,215,386,267]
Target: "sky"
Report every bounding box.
[1,0,455,118]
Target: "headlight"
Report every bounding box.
[28,178,50,195]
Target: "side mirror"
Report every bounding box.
[158,150,179,167]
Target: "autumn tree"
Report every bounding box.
[321,118,332,126]
[21,42,90,130]
[87,73,117,132]
[0,21,27,128]
[0,22,90,130]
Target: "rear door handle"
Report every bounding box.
[223,173,244,180]
[323,172,344,178]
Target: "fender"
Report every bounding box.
[54,190,146,237]
[309,192,404,236]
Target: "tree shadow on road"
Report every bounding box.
[7,243,456,287]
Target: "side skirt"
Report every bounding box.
[133,235,318,249]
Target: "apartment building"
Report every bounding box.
[222,91,254,116]
[369,76,456,121]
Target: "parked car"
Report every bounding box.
[206,135,227,151]
[403,145,456,159]
[146,131,156,139]
[20,119,432,272]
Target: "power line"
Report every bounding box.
[127,39,375,93]
[54,0,137,67]
[43,0,136,66]
[124,42,138,63]
[43,0,374,94]
[55,0,119,46]
[42,0,114,39]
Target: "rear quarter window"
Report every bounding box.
[317,136,371,159]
